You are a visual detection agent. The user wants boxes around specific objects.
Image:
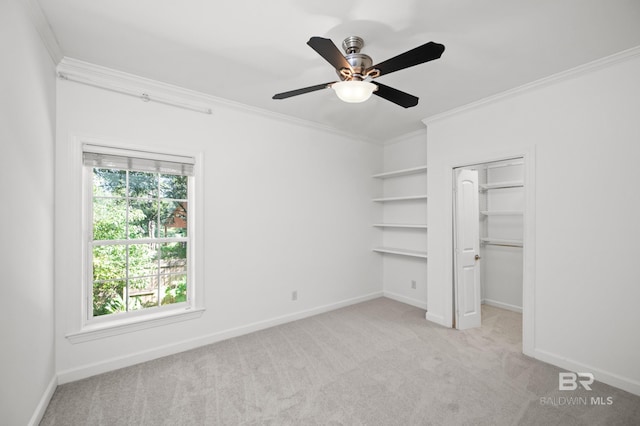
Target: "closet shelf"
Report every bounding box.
[480,210,523,216]
[373,223,427,229]
[372,195,428,202]
[372,247,428,259]
[372,165,427,179]
[480,237,523,247]
[479,180,524,190]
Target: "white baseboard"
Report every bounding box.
[482,298,523,313]
[534,348,640,397]
[425,311,447,326]
[57,291,384,384]
[383,291,427,310]
[28,374,57,426]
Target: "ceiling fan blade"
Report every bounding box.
[272,82,335,100]
[373,82,419,108]
[307,37,351,72]
[368,42,445,77]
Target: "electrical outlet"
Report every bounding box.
[292,290,298,301]
[411,280,417,289]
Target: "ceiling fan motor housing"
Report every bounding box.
[339,36,374,81]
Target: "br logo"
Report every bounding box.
[559,372,594,391]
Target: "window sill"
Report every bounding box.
[66,307,205,344]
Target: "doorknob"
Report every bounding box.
[475,254,481,261]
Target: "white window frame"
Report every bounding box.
[67,140,205,343]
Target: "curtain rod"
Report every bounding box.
[57,72,213,115]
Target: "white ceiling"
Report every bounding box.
[38,0,640,142]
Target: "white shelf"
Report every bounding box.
[372,247,428,259]
[479,180,524,190]
[372,165,427,179]
[481,237,523,247]
[372,195,428,202]
[480,210,523,216]
[373,223,427,229]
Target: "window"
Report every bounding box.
[83,145,195,321]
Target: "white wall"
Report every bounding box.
[0,0,57,424]
[55,72,383,380]
[381,131,428,308]
[425,51,640,395]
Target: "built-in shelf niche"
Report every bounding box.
[371,165,427,260]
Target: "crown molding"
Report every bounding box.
[383,128,427,146]
[57,57,377,144]
[18,0,63,64]
[423,45,640,126]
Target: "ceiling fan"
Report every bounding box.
[273,36,445,108]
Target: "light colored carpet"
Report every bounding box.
[41,298,640,425]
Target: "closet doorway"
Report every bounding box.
[453,157,525,331]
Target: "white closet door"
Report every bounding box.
[454,169,482,329]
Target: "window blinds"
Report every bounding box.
[83,144,195,176]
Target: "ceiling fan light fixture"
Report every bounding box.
[332,80,376,103]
